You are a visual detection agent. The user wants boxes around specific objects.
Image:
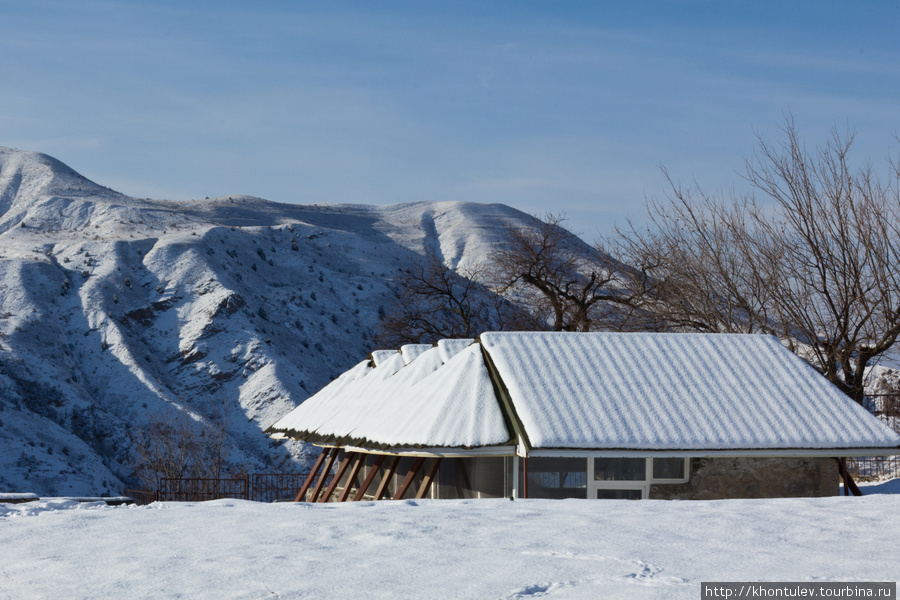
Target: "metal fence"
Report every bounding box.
[248,472,307,503]
[127,472,314,504]
[847,394,900,481]
[847,455,900,481]
[158,477,249,502]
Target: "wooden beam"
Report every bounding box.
[337,453,365,502]
[320,452,356,503]
[373,456,401,501]
[415,457,443,499]
[480,344,530,452]
[835,457,863,497]
[309,448,339,503]
[353,454,386,501]
[393,457,426,500]
[294,447,331,502]
[523,456,529,499]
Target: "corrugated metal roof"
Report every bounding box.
[267,343,509,448]
[268,332,900,453]
[400,344,434,364]
[480,332,900,450]
[370,350,397,367]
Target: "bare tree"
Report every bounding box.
[130,407,230,490]
[615,118,900,403]
[376,254,520,347]
[492,214,636,332]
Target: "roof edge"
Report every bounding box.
[318,444,518,457]
[526,447,900,458]
[478,340,531,454]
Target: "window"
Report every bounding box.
[594,457,645,481]
[596,488,643,500]
[589,457,689,499]
[518,457,587,499]
[516,457,690,499]
[652,457,686,480]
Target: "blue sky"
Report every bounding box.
[2,1,898,238]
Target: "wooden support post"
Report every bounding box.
[373,456,401,501]
[320,452,356,503]
[393,457,426,500]
[353,455,386,501]
[337,453,365,502]
[835,457,863,497]
[523,456,529,499]
[309,448,339,503]
[415,457,443,499]
[294,447,331,502]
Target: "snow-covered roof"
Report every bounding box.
[268,332,900,453]
[480,332,900,451]
[269,342,508,448]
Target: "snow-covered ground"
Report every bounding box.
[2,488,898,600]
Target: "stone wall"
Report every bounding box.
[650,457,840,500]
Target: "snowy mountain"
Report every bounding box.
[0,146,534,495]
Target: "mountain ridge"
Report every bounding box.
[0,147,534,495]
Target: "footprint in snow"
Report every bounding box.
[500,580,577,599]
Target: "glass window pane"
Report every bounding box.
[451,457,509,499]
[520,457,587,499]
[593,458,645,481]
[596,489,643,500]
[653,458,685,480]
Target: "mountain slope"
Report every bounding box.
[0,146,533,495]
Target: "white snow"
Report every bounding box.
[400,344,433,364]
[0,146,542,494]
[370,349,398,367]
[0,492,37,501]
[270,344,510,447]
[438,337,475,363]
[1,491,898,599]
[481,332,900,451]
[270,332,900,454]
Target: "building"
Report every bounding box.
[266,332,900,501]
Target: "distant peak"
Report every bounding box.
[0,146,124,211]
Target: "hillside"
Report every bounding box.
[0,146,534,495]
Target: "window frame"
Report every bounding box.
[587,457,690,499]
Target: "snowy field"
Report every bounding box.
[2,485,899,600]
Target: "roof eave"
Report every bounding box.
[322,444,518,458]
[267,428,517,452]
[525,447,900,458]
